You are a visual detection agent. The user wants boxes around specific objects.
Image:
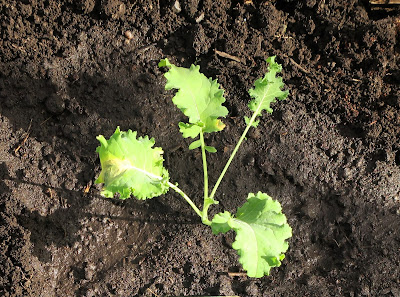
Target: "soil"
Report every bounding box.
[1,0,400,296]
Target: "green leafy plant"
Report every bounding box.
[95,57,292,277]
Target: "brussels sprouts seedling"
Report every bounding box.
[95,57,292,277]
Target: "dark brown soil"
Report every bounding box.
[1,0,400,296]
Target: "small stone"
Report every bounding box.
[172,0,181,13]
[124,30,133,40]
[195,12,204,23]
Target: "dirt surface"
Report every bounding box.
[1,0,400,296]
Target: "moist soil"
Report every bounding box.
[1,0,400,296]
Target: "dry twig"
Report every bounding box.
[215,49,245,64]
[14,119,32,154]
[370,0,400,4]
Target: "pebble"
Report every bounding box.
[195,12,205,23]
[124,30,133,40]
[172,0,181,13]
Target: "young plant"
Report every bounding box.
[95,57,292,277]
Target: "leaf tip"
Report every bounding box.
[158,58,171,68]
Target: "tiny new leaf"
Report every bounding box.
[247,56,289,123]
[159,58,228,139]
[95,127,169,200]
[211,192,292,277]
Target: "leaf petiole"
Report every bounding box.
[199,130,209,201]
[209,109,259,201]
[122,164,203,218]
[199,129,218,225]
[167,181,202,218]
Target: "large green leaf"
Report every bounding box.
[95,127,169,200]
[211,192,292,277]
[159,58,228,139]
[246,56,289,123]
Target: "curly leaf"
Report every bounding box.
[159,58,228,139]
[211,192,292,277]
[247,56,289,122]
[95,127,169,200]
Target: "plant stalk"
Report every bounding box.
[209,110,260,200]
[167,182,203,218]
[130,165,203,218]
[199,130,213,225]
[199,131,208,201]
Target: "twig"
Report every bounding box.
[14,119,32,154]
[289,57,310,74]
[227,272,247,277]
[146,288,160,297]
[40,116,53,126]
[215,49,245,64]
[370,0,400,4]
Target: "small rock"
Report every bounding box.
[172,0,181,13]
[124,30,133,40]
[195,12,204,23]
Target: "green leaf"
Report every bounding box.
[211,211,233,234]
[159,58,228,139]
[211,192,292,277]
[244,116,259,128]
[247,56,289,121]
[178,122,201,138]
[95,127,169,200]
[205,146,217,153]
[189,139,202,150]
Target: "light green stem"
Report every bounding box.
[199,131,213,225]
[168,181,202,218]
[209,110,259,200]
[199,131,208,201]
[132,165,203,218]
